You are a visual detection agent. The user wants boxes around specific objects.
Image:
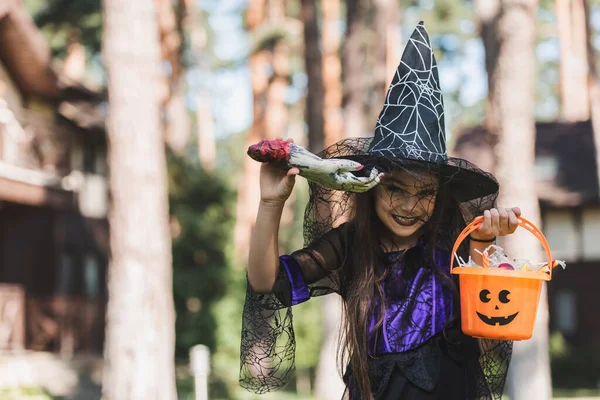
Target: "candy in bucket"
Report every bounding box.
[454,244,566,273]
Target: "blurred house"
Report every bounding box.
[453,120,599,349]
[0,1,108,358]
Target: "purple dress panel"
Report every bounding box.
[279,255,311,306]
[279,247,454,355]
[368,249,454,355]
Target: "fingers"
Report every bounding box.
[330,158,364,172]
[343,169,384,192]
[498,208,508,230]
[287,167,300,176]
[479,209,492,233]
[283,172,297,191]
[490,208,500,233]
[507,208,519,233]
[477,207,521,237]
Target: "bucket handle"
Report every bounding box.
[450,216,554,278]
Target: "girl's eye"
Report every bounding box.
[419,189,436,197]
[385,184,403,193]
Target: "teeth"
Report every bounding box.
[393,215,417,224]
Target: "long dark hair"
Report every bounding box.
[338,177,467,400]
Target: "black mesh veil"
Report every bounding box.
[239,137,513,399]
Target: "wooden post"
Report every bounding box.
[190,344,210,400]
[0,284,25,350]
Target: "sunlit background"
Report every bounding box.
[0,0,598,399]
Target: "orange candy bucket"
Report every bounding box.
[450,216,557,341]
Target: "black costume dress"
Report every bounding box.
[240,223,512,399]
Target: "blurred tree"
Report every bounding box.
[24,0,102,57]
[576,0,600,199]
[343,0,368,138]
[102,0,176,398]
[233,0,269,263]
[322,0,343,146]
[474,1,552,400]
[306,2,347,399]
[301,0,325,152]
[373,0,401,110]
[233,0,298,262]
[156,0,192,154]
[556,0,590,121]
[26,0,192,153]
[167,151,237,397]
[168,152,232,357]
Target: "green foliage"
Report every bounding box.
[24,0,102,57]
[168,151,234,360]
[0,386,55,400]
[550,331,600,389]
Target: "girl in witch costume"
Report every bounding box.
[240,22,517,400]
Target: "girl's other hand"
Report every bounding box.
[472,207,521,241]
[259,138,300,205]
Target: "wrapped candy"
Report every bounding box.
[454,244,566,273]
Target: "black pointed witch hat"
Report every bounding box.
[340,21,498,202]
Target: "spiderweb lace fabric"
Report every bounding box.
[473,339,513,399]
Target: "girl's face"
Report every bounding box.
[374,170,438,246]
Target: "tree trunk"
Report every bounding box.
[583,0,600,199]
[300,0,325,152]
[556,0,590,121]
[322,0,343,146]
[233,50,268,263]
[165,80,191,153]
[63,32,86,82]
[475,1,552,399]
[234,0,291,262]
[156,0,190,153]
[101,0,176,399]
[196,93,216,173]
[343,0,368,138]
[372,0,400,112]
[303,3,346,398]
[233,0,267,262]
[474,0,501,135]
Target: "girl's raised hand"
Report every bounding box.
[472,207,521,241]
[259,139,300,205]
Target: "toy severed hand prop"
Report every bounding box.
[247,139,382,192]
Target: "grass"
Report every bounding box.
[553,388,600,399]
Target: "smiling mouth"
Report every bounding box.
[392,215,420,227]
[476,312,519,326]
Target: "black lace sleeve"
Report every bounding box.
[239,223,351,394]
[474,339,513,399]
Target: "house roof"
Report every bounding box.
[0,1,100,102]
[452,120,599,208]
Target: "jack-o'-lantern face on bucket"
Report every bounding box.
[476,289,518,326]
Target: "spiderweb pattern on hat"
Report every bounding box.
[369,23,447,162]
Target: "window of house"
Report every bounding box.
[83,254,100,300]
[555,289,577,335]
[57,253,74,295]
[535,155,559,182]
[543,209,578,262]
[582,208,600,261]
